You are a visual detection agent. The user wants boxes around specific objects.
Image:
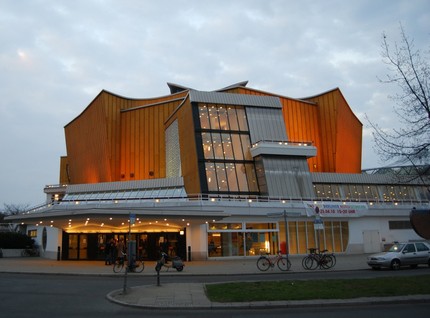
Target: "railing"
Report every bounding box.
[252,140,314,148]
[20,193,430,215]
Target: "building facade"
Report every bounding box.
[7,82,429,260]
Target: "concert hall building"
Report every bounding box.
[7,81,429,260]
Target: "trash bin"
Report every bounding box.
[280,241,287,254]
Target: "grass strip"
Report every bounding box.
[205,275,430,302]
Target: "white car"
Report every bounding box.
[367,241,430,270]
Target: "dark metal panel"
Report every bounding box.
[246,107,288,144]
[66,177,185,193]
[310,172,423,184]
[260,157,313,199]
[189,90,282,108]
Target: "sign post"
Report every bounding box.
[123,213,136,293]
[313,207,323,252]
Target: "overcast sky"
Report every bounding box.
[1,0,429,207]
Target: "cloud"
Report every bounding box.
[0,0,429,205]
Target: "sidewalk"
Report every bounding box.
[1,254,429,309]
[0,253,365,275]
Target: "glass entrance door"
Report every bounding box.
[67,234,88,259]
[79,234,88,259]
[68,234,78,259]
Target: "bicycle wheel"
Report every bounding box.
[301,256,309,269]
[21,249,29,257]
[257,257,270,271]
[319,252,336,268]
[277,256,291,271]
[303,255,318,270]
[134,260,144,273]
[329,253,336,268]
[113,259,124,273]
[320,255,333,269]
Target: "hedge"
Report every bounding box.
[0,232,34,249]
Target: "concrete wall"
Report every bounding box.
[0,249,23,257]
[187,223,208,261]
[347,216,424,254]
[30,226,63,260]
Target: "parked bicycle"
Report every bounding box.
[113,251,144,273]
[301,248,336,270]
[256,251,291,271]
[21,246,40,257]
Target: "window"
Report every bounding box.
[226,163,239,192]
[208,223,242,230]
[313,183,423,202]
[207,220,349,258]
[246,223,277,230]
[207,222,278,257]
[205,163,218,191]
[199,105,210,129]
[198,103,259,194]
[313,184,342,200]
[215,163,228,191]
[227,107,239,130]
[388,220,412,230]
[416,242,430,252]
[231,134,244,160]
[28,230,37,238]
[403,243,416,253]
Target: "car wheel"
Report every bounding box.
[391,259,401,270]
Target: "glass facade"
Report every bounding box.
[207,222,278,257]
[198,104,259,194]
[207,220,349,257]
[61,187,186,203]
[313,183,430,202]
[280,220,348,254]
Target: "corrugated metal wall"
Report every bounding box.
[256,156,314,198]
[246,107,288,143]
[279,97,320,172]
[176,99,201,195]
[59,156,69,184]
[334,93,362,173]
[304,89,362,173]
[63,85,363,190]
[64,92,113,184]
[226,87,362,174]
[119,100,182,181]
[63,90,187,184]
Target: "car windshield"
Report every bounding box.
[388,243,405,252]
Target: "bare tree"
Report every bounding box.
[367,24,430,169]
[0,203,30,232]
[2,203,30,215]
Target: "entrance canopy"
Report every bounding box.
[6,177,230,233]
[7,202,230,233]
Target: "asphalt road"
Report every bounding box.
[1,269,430,317]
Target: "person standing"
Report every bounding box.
[110,238,117,264]
[117,237,125,260]
[104,239,112,265]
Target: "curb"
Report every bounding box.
[106,285,430,310]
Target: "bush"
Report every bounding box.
[0,232,34,249]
